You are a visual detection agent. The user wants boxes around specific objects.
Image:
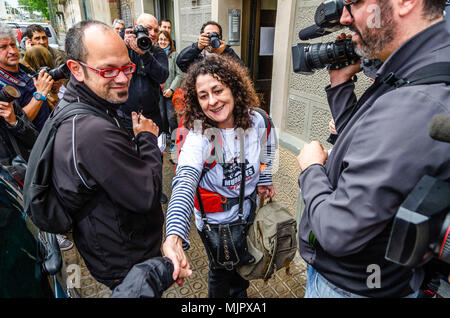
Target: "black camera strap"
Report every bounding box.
[0,66,26,88]
[329,62,450,145]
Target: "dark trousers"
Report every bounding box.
[208,267,249,298]
[96,278,122,291]
[159,95,178,137]
[197,229,249,298]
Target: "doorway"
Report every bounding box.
[242,0,277,114]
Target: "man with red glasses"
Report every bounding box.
[50,20,166,290]
[296,0,450,298]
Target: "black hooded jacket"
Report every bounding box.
[52,77,164,282]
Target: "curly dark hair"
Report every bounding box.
[181,54,260,132]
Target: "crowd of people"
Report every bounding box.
[1,0,449,299]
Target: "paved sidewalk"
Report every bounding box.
[62,151,307,298]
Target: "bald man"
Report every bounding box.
[51,20,170,290]
[119,13,168,135]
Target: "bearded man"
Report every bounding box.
[296,0,450,297]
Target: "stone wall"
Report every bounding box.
[178,0,212,51]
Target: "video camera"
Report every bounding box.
[33,63,70,82]
[131,25,152,52]
[292,0,382,76]
[385,115,450,268]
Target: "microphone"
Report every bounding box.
[298,25,332,41]
[429,114,450,143]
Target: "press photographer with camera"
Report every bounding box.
[0,84,38,183]
[296,0,450,298]
[0,24,53,132]
[119,13,169,135]
[176,21,243,73]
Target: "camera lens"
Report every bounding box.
[48,64,70,81]
[292,38,359,74]
[208,32,221,49]
[137,34,152,51]
[0,85,20,103]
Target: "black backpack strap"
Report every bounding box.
[383,62,450,88]
[52,100,116,128]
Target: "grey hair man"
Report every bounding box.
[0,24,53,131]
[112,18,125,36]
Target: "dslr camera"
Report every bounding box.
[132,25,152,51]
[292,0,381,76]
[207,32,222,49]
[33,63,71,82]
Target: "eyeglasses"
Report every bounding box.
[343,0,362,18]
[78,61,136,78]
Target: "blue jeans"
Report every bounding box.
[304,265,420,298]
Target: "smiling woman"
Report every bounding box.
[163,54,278,298]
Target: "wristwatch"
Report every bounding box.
[33,91,47,101]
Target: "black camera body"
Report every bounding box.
[385,175,450,268]
[208,32,221,49]
[132,25,152,51]
[33,63,70,82]
[0,85,21,103]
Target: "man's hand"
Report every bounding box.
[162,235,192,286]
[197,33,211,51]
[258,185,275,200]
[124,30,147,55]
[0,101,16,126]
[33,69,54,97]
[25,37,32,50]
[329,33,362,88]
[131,111,159,137]
[297,141,328,172]
[329,119,337,135]
[211,40,227,55]
[163,89,173,98]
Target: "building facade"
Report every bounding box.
[55,0,373,223]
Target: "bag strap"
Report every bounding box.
[197,130,247,224]
[328,62,450,145]
[52,100,117,128]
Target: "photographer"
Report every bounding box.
[176,21,242,73]
[296,0,450,298]
[119,13,168,134]
[0,95,38,182]
[0,24,53,131]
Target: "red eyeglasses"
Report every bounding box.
[78,61,136,78]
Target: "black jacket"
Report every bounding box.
[176,42,243,73]
[119,46,169,129]
[111,257,174,298]
[0,102,38,163]
[52,78,164,282]
[298,21,450,297]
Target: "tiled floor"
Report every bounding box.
[62,150,307,298]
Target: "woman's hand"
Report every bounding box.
[162,235,192,286]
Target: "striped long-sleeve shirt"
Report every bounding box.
[165,111,277,249]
